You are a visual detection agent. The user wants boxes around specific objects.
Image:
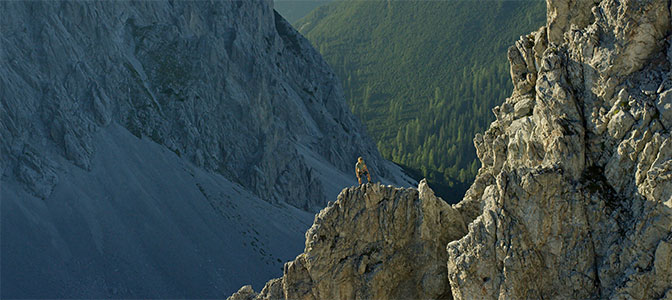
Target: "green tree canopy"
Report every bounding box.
[296,0,545,203]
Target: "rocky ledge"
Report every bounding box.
[229,181,478,300]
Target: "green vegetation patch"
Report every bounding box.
[296,0,546,202]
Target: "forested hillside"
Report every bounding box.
[296,0,546,202]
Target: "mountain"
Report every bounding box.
[230,0,672,298]
[273,0,332,24]
[0,1,412,298]
[294,0,546,203]
[229,181,477,300]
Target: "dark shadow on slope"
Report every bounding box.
[397,163,468,204]
[274,10,303,54]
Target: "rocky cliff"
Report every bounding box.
[1,0,406,212]
[230,0,672,299]
[448,0,671,298]
[229,181,478,300]
[0,1,411,298]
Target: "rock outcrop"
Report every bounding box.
[448,0,672,298]
[231,0,672,299]
[229,181,475,300]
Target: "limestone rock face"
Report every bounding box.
[230,0,671,299]
[448,0,672,298]
[546,0,600,45]
[0,0,401,211]
[229,181,473,300]
[230,286,258,300]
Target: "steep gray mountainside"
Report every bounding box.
[0,0,407,212]
[0,0,411,298]
[230,0,672,299]
[2,124,316,298]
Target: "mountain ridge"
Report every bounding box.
[229,0,672,298]
[229,181,479,300]
[1,0,410,212]
[0,1,411,297]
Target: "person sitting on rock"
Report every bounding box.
[355,156,372,185]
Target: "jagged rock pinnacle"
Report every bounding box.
[448,0,672,298]
[229,181,475,300]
